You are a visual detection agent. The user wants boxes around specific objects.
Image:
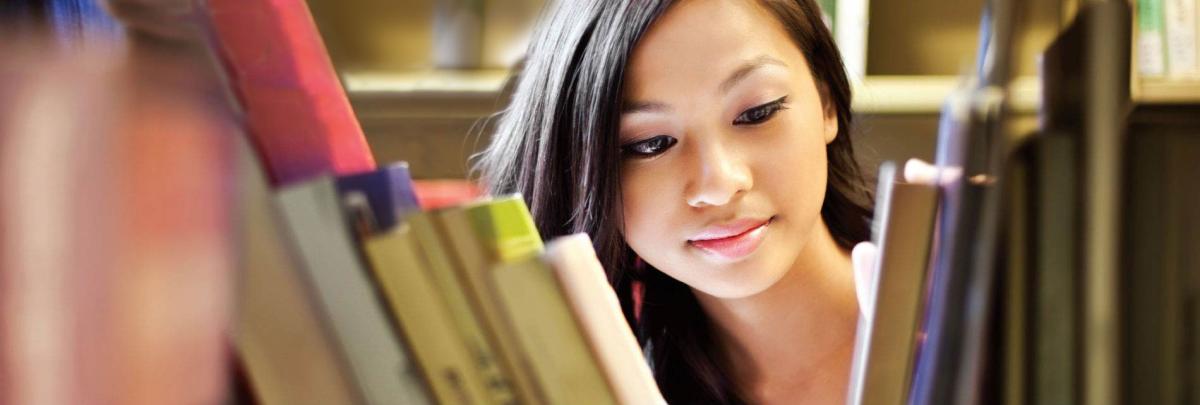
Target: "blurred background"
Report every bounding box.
[2,1,1199,405]
[318,0,1068,180]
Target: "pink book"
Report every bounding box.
[204,0,375,186]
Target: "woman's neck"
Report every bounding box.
[693,218,859,404]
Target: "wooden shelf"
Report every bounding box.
[1133,79,1200,104]
[344,69,510,95]
[853,75,1040,114]
[343,70,1041,116]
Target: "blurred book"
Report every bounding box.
[407,211,520,405]
[835,0,868,81]
[435,196,548,405]
[203,0,376,186]
[276,175,434,405]
[234,137,362,405]
[544,234,667,405]
[848,163,938,405]
[336,162,422,234]
[362,222,495,405]
[492,257,617,405]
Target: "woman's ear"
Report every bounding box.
[822,100,839,145]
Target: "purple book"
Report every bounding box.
[335,162,422,234]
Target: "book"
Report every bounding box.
[203,0,376,186]
[336,163,422,233]
[434,196,547,405]
[848,162,938,405]
[233,138,363,405]
[1040,3,1131,404]
[407,211,519,405]
[834,0,868,81]
[1164,0,1199,77]
[492,257,617,405]
[1030,134,1078,405]
[1000,139,1031,405]
[362,224,495,405]
[1122,108,1200,405]
[276,175,433,405]
[1138,0,1167,78]
[543,234,667,405]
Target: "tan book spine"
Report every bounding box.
[544,234,666,405]
[435,203,546,405]
[407,212,518,405]
[491,258,617,405]
[363,226,493,405]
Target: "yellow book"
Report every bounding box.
[407,211,518,405]
[434,196,546,405]
[492,258,618,405]
[362,224,493,405]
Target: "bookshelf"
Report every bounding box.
[319,0,1065,179]
[320,0,1200,179]
[1129,0,1200,104]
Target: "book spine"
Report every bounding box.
[834,0,868,81]
[491,260,617,405]
[1165,0,1199,77]
[408,213,519,405]
[277,179,433,405]
[1138,0,1167,78]
[435,209,547,405]
[545,235,666,405]
[363,229,494,405]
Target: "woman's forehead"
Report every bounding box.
[623,0,808,100]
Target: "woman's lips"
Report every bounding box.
[688,217,772,261]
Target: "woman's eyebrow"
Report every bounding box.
[718,55,788,95]
[622,100,671,114]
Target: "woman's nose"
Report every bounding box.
[685,137,753,208]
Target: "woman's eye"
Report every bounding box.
[733,96,789,125]
[621,135,677,158]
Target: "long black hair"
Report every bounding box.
[473,1,873,402]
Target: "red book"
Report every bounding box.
[204,0,375,186]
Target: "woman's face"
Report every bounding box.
[619,0,838,299]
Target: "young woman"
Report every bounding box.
[475,1,875,403]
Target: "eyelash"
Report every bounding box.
[619,96,789,159]
[733,95,789,125]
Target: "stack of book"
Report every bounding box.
[237,150,664,405]
[197,1,665,403]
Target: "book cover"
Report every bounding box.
[435,196,547,405]
[336,162,422,233]
[543,234,667,405]
[363,224,494,405]
[276,176,433,405]
[492,257,618,405]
